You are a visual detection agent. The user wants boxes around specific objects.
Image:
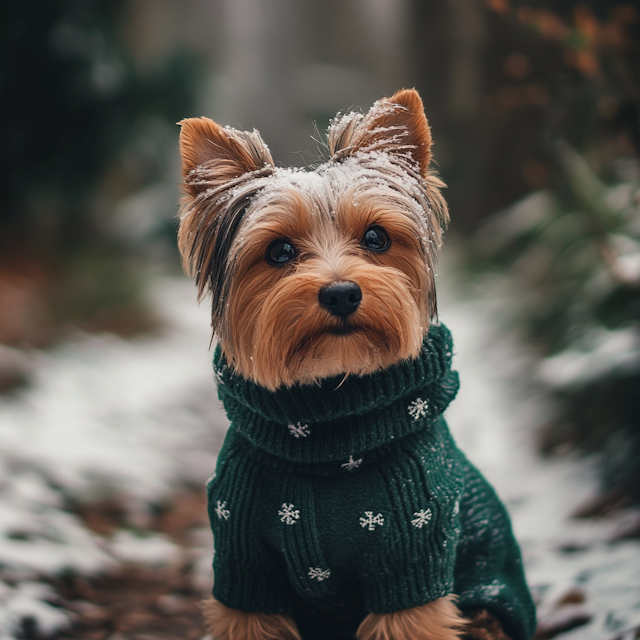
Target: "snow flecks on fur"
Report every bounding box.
[177,90,448,349]
[206,149,447,358]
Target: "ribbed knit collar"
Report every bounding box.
[213,324,459,463]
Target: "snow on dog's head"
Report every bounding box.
[177,89,449,390]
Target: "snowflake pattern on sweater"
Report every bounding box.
[308,567,331,582]
[341,455,363,470]
[411,508,432,528]
[359,511,384,530]
[288,422,311,438]
[408,397,429,420]
[215,500,230,520]
[208,325,536,640]
[278,503,300,525]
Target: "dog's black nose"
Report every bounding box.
[318,281,362,318]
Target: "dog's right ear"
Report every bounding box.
[177,119,274,327]
[178,118,274,197]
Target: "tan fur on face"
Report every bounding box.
[202,597,301,640]
[225,190,429,389]
[357,595,465,640]
[177,89,448,388]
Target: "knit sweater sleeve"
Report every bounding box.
[454,459,537,640]
[207,426,295,614]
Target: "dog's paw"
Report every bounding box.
[202,597,301,640]
[461,609,512,640]
[357,595,464,640]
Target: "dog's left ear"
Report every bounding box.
[328,88,432,178]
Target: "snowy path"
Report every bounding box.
[0,279,223,637]
[0,272,638,639]
[439,267,640,640]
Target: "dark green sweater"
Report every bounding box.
[208,325,536,640]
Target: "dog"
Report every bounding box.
[177,89,536,640]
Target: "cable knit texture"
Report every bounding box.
[208,324,536,640]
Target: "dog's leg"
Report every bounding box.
[356,594,464,640]
[202,596,301,640]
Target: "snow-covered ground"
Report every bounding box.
[0,268,639,639]
[439,265,640,640]
[0,279,222,638]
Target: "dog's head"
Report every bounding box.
[177,89,448,390]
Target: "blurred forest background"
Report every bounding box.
[2,0,638,505]
[0,0,639,625]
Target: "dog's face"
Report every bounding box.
[177,89,448,390]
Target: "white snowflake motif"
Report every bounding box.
[411,508,432,528]
[308,567,331,582]
[278,503,300,525]
[215,500,230,521]
[288,422,311,438]
[408,398,429,420]
[341,456,363,471]
[360,511,384,531]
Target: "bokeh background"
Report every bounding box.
[0,1,639,639]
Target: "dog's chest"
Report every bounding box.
[209,432,464,608]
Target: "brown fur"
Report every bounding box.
[177,88,447,389]
[202,597,301,640]
[328,88,433,177]
[178,118,274,195]
[357,595,465,640]
[461,609,512,640]
[225,192,428,388]
[177,119,275,306]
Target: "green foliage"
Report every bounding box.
[472,145,640,500]
[0,0,197,245]
[474,145,640,347]
[0,0,199,344]
[456,1,640,504]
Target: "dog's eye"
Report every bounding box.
[266,239,296,266]
[361,226,390,252]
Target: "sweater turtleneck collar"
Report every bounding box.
[213,323,459,464]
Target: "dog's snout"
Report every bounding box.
[318,281,362,318]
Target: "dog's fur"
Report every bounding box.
[178,89,509,640]
[178,89,446,390]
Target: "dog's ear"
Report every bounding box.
[179,117,274,197]
[177,119,275,326]
[328,88,432,177]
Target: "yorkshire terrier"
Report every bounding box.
[177,89,536,640]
